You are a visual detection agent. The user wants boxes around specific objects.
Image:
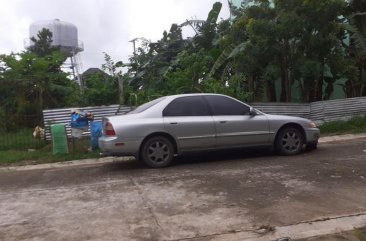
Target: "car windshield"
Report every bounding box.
[128,97,166,114]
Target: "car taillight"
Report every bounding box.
[105,122,116,136]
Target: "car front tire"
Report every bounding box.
[276,127,304,155]
[140,136,174,168]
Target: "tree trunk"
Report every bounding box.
[38,84,44,125]
[361,62,366,96]
[280,38,291,102]
[280,60,287,101]
[266,79,277,102]
[298,79,306,102]
[315,59,325,101]
[248,74,254,102]
[345,79,355,98]
[118,75,124,105]
[358,60,365,96]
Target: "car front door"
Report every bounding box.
[204,95,270,148]
[163,96,216,151]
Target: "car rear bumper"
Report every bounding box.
[98,136,141,157]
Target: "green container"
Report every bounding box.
[51,124,69,154]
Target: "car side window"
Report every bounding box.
[163,96,210,116]
[205,95,250,115]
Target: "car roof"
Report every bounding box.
[165,93,228,99]
[131,93,235,117]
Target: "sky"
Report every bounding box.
[0,0,230,72]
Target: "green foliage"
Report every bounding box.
[319,115,366,135]
[96,0,366,105]
[0,51,74,123]
[195,2,223,49]
[166,49,213,93]
[0,28,76,129]
[116,2,250,102]
[343,23,366,58]
[208,43,237,78]
[201,74,251,101]
[0,108,6,134]
[83,71,118,105]
[28,28,62,57]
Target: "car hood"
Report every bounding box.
[264,113,312,123]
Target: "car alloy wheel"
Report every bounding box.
[276,127,304,155]
[141,136,174,168]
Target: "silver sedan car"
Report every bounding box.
[99,93,320,168]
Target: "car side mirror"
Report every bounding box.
[249,107,257,116]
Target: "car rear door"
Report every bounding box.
[163,96,215,151]
[204,95,270,148]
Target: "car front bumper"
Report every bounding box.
[305,128,320,145]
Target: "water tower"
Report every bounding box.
[26,19,84,86]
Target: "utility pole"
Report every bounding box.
[117,74,124,105]
[129,38,138,55]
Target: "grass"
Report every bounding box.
[0,128,47,151]
[0,148,101,166]
[0,136,100,166]
[353,226,366,241]
[296,226,366,240]
[319,115,366,135]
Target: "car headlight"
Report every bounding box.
[309,122,317,128]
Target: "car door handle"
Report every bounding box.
[170,122,178,125]
[219,121,227,123]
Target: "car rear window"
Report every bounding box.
[128,97,166,114]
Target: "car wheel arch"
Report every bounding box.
[140,132,178,155]
[274,123,306,145]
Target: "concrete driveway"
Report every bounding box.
[1,137,366,241]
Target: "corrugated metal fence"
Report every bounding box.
[43,96,366,140]
[43,105,128,140]
[310,97,366,123]
[252,102,310,119]
[253,97,366,124]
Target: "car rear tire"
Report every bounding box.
[140,136,174,168]
[276,127,304,155]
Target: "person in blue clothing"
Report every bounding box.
[70,109,89,138]
[70,109,88,127]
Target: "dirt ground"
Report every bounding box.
[0,138,366,241]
